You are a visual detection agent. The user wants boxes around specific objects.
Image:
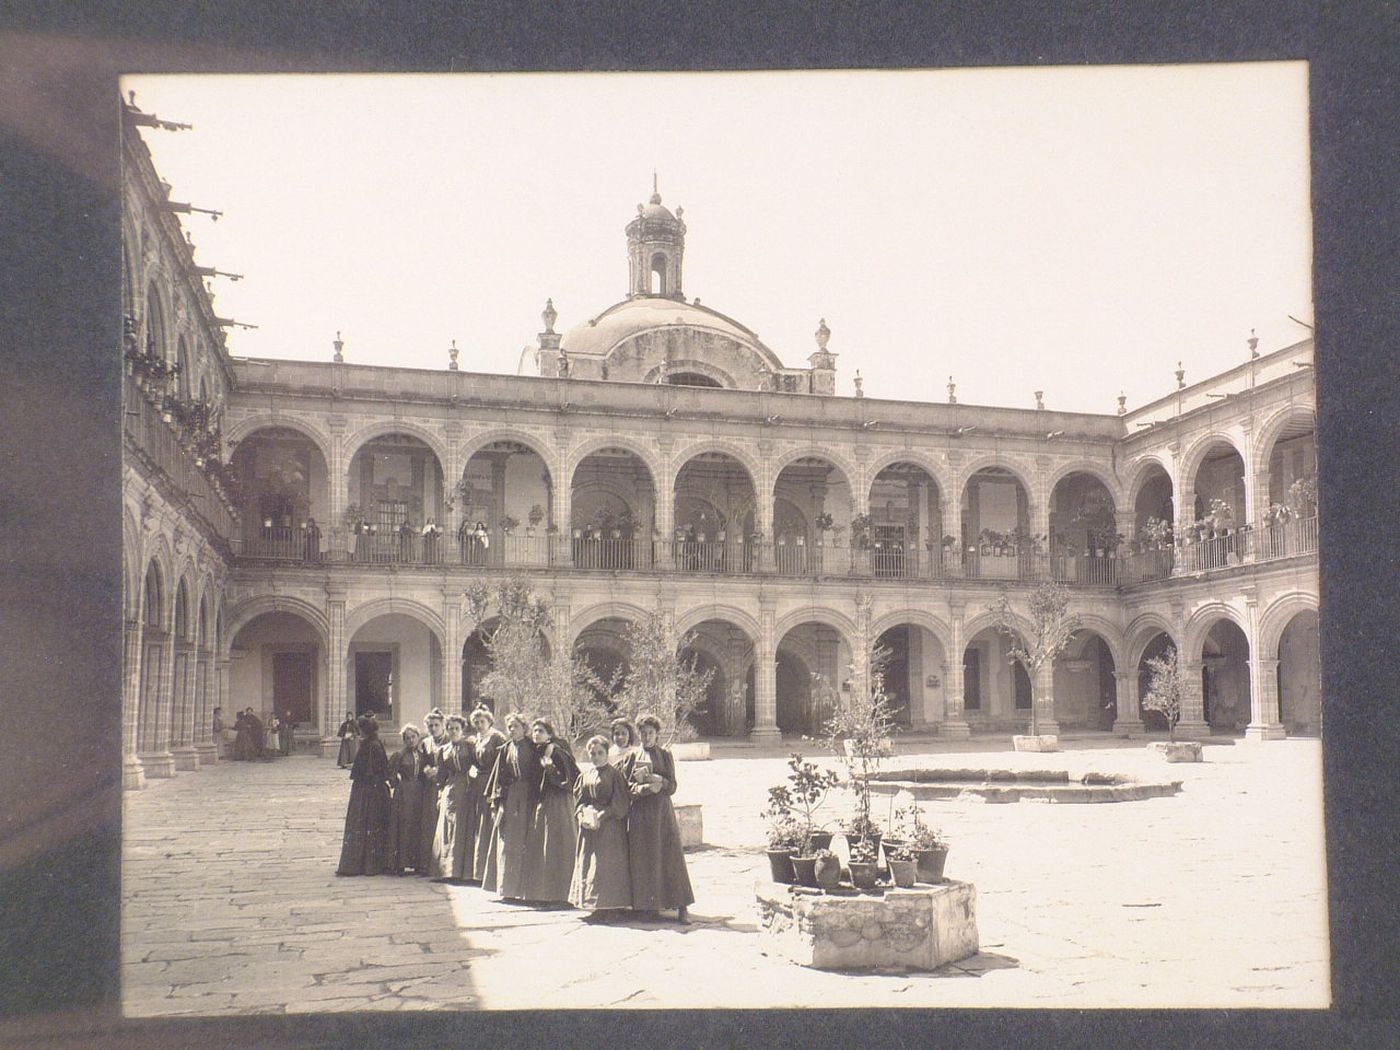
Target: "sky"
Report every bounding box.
[125,65,1313,415]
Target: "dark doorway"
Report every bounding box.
[876,626,912,725]
[963,649,981,710]
[1013,662,1032,709]
[355,650,393,719]
[272,651,315,727]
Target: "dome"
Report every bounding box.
[560,296,777,363]
[639,191,676,221]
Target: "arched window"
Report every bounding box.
[650,252,668,295]
[667,372,723,388]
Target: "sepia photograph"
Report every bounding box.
[111,65,1329,1015]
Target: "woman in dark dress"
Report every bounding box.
[415,709,447,874]
[619,713,694,922]
[469,707,507,883]
[431,715,477,881]
[572,734,633,921]
[484,712,540,900]
[387,725,426,874]
[336,714,392,876]
[336,715,359,768]
[522,719,579,905]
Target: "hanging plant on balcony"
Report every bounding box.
[528,503,545,527]
[499,514,520,536]
[849,513,872,549]
[814,511,834,533]
[1139,516,1173,550]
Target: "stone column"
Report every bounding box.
[1032,661,1060,736]
[1112,669,1145,735]
[123,618,147,789]
[327,418,350,561]
[1245,658,1285,741]
[907,625,928,727]
[443,594,462,714]
[941,608,971,738]
[1033,456,1052,549]
[1176,659,1210,738]
[172,641,200,770]
[750,603,781,744]
[138,628,178,778]
[852,593,873,702]
[727,626,751,737]
[322,588,347,756]
[194,648,217,763]
[216,657,231,759]
[553,428,572,567]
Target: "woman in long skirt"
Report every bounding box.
[572,734,633,921]
[469,707,507,883]
[484,712,540,900]
[415,709,447,875]
[336,715,392,876]
[619,713,694,922]
[336,715,359,768]
[386,725,426,874]
[522,719,579,905]
[431,715,477,881]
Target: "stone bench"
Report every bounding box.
[756,879,978,971]
[674,801,703,849]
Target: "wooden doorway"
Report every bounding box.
[272,650,315,727]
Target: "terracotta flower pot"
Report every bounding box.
[813,855,841,890]
[913,846,949,883]
[806,830,834,852]
[848,860,879,891]
[766,849,797,884]
[790,855,819,888]
[888,857,918,888]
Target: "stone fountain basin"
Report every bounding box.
[863,768,1181,803]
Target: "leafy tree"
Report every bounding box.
[462,576,610,744]
[1141,644,1186,742]
[822,643,898,844]
[990,582,1081,736]
[611,610,714,745]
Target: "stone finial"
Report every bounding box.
[542,298,557,334]
[854,370,864,398]
[448,339,459,371]
[1034,390,1045,410]
[1117,391,1127,415]
[332,331,344,363]
[1247,327,1259,358]
[1175,361,1186,389]
[815,317,831,350]
[947,376,957,404]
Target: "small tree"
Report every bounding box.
[762,753,841,854]
[463,576,611,743]
[823,644,899,846]
[990,582,1081,737]
[1141,644,1185,742]
[611,610,715,745]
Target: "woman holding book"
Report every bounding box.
[522,719,579,904]
[484,712,540,900]
[618,713,694,923]
[571,734,633,921]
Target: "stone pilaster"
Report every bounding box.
[322,585,347,756]
[941,607,971,737]
[139,631,176,778]
[1031,661,1060,736]
[194,648,217,763]
[327,415,349,561]
[750,602,780,744]
[123,618,147,789]
[1244,657,1285,741]
[443,592,462,714]
[172,641,200,770]
[1175,659,1210,739]
[1112,669,1145,735]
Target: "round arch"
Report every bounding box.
[674,604,761,642]
[222,595,331,660]
[1178,431,1248,491]
[668,440,762,495]
[1045,461,1125,510]
[172,576,194,642]
[641,358,738,388]
[773,607,857,647]
[1257,591,1321,658]
[345,597,447,647]
[1183,602,1250,661]
[343,420,449,472]
[458,428,557,477]
[1066,612,1128,669]
[863,448,951,496]
[869,608,953,658]
[225,415,335,467]
[1125,613,1179,668]
[960,609,1034,646]
[567,602,653,645]
[139,556,167,629]
[1124,455,1175,510]
[566,435,662,490]
[1252,403,1317,468]
[955,455,1038,498]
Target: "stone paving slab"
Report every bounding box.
[123,740,1330,1012]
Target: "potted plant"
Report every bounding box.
[886,844,919,888]
[825,645,897,863]
[812,847,841,890]
[849,513,872,550]
[765,753,840,857]
[814,511,834,546]
[764,813,805,884]
[847,838,880,890]
[499,514,519,536]
[1141,644,1203,761]
[990,581,1081,752]
[893,800,950,882]
[527,503,545,536]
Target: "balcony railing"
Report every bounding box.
[229,516,1318,584]
[123,376,237,543]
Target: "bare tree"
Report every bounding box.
[611,610,714,745]
[1141,644,1185,742]
[462,576,611,743]
[990,582,1081,737]
[822,643,898,849]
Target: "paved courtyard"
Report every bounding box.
[122,735,1330,1013]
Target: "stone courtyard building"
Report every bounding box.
[121,99,1320,788]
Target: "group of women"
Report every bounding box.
[336,707,694,924]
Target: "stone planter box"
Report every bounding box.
[1012,734,1061,753]
[672,741,711,761]
[674,802,703,849]
[756,879,978,971]
[1149,741,1204,763]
